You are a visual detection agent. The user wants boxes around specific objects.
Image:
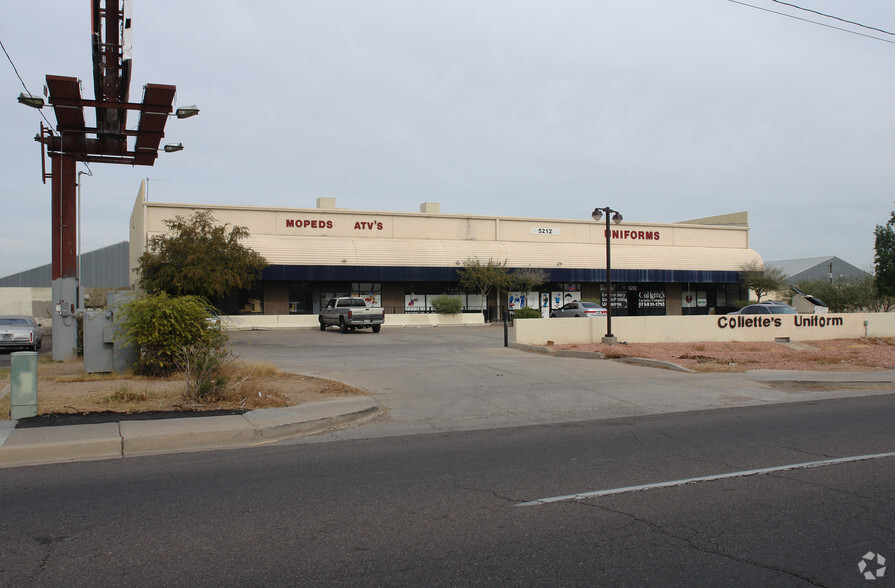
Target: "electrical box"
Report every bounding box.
[10,351,38,420]
[83,290,138,373]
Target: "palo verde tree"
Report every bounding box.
[456,257,511,306]
[738,260,788,302]
[137,210,268,301]
[509,268,549,296]
[874,208,895,297]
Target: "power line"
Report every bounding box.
[0,34,94,175]
[728,0,895,46]
[0,35,56,134]
[770,0,895,37]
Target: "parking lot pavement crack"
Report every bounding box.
[576,502,828,587]
[769,444,836,460]
[458,486,524,504]
[31,535,75,584]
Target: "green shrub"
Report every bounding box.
[513,307,542,319]
[430,295,464,314]
[117,293,226,377]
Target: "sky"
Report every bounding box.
[3,1,895,278]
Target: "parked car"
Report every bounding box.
[550,301,608,318]
[0,315,43,351]
[319,297,385,333]
[729,302,797,315]
[204,307,223,331]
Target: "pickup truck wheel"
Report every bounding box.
[339,320,348,334]
[372,325,381,333]
[319,318,326,331]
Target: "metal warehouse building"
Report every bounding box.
[129,182,761,318]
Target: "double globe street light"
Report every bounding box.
[592,207,623,345]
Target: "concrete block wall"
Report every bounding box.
[514,312,895,346]
[0,288,52,321]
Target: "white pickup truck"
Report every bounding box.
[318,297,385,333]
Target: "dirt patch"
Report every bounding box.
[0,358,365,421]
[553,337,895,373]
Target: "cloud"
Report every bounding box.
[2,0,894,277]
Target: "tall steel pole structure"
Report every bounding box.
[21,1,197,360]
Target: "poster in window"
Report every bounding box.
[354,292,381,307]
[405,294,426,312]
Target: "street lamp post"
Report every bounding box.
[592,207,623,345]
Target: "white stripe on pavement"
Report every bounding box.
[516,451,895,507]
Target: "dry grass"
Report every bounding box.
[0,358,364,418]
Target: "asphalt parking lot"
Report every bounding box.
[229,325,895,441]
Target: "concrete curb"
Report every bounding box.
[511,342,694,372]
[611,357,695,373]
[0,423,123,467]
[0,396,380,468]
[554,350,605,360]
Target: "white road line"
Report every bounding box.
[516,451,895,507]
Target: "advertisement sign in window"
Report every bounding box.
[353,293,381,307]
[639,291,666,309]
[508,292,538,310]
[405,294,427,312]
[550,291,580,309]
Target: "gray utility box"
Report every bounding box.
[83,290,139,374]
[83,309,136,374]
[83,310,116,373]
[10,351,38,420]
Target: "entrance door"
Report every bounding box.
[626,290,639,316]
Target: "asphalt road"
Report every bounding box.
[2,394,893,586]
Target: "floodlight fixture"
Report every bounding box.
[163,142,184,153]
[18,92,45,109]
[174,105,200,119]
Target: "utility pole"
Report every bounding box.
[18,1,198,360]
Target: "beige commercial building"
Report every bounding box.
[129,182,761,317]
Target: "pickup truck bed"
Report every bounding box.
[318,297,385,333]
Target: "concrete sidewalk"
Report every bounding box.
[0,396,380,469]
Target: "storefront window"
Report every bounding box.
[351,283,381,307]
[401,283,484,313]
[288,282,314,315]
[319,283,381,310]
[598,284,668,316]
[237,284,264,315]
